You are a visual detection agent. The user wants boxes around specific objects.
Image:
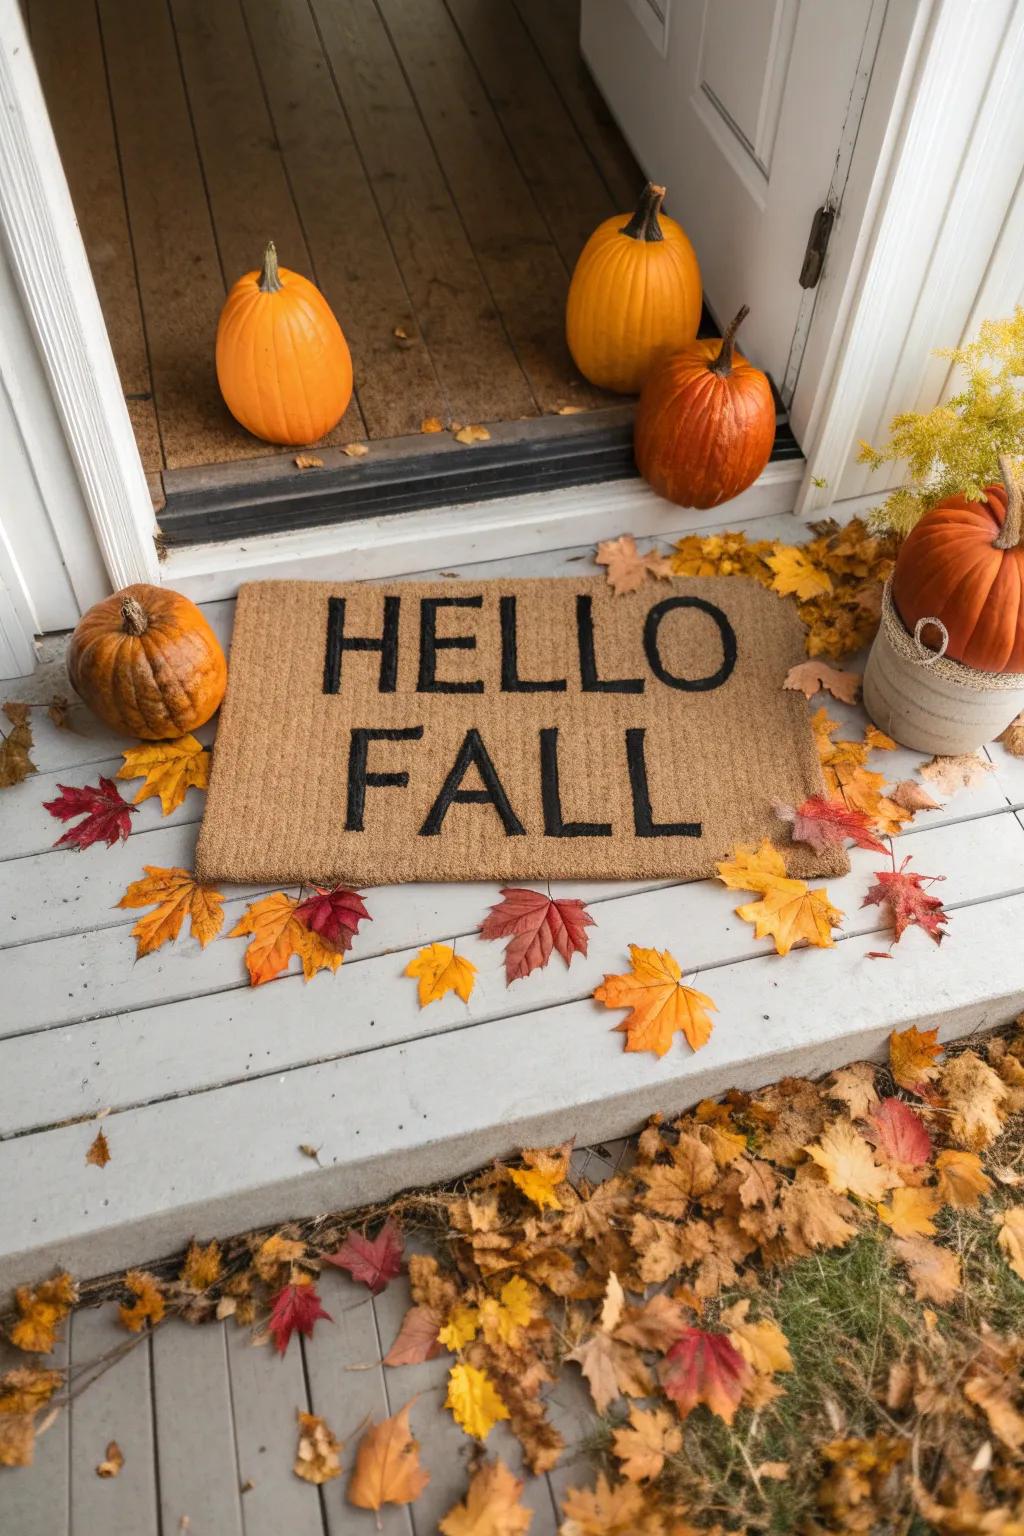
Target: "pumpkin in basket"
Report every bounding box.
[634,305,775,508]
[68,585,227,739]
[891,455,1024,672]
[216,241,353,445]
[566,182,701,394]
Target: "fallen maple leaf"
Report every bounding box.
[997,1207,1024,1281]
[766,545,833,601]
[348,1398,430,1513]
[384,1305,444,1366]
[593,944,715,1057]
[86,1129,110,1168]
[446,1362,510,1440]
[119,1270,165,1332]
[559,1474,650,1536]
[438,1302,480,1352]
[889,1024,942,1092]
[507,1141,571,1210]
[876,1187,941,1237]
[343,441,369,457]
[96,1440,124,1478]
[783,660,861,703]
[660,1328,751,1424]
[0,1414,36,1468]
[890,780,942,813]
[920,752,993,796]
[268,1278,332,1355]
[0,1367,62,1417]
[324,1218,403,1294]
[43,777,136,849]
[867,1098,932,1167]
[420,416,444,433]
[596,534,673,595]
[715,838,790,893]
[827,1062,879,1119]
[736,880,843,957]
[775,795,886,855]
[119,866,225,957]
[805,1119,898,1203]
[610,1404,682,1482]
[862,857,948,945]
[9,1274,77,1354]
[0,717,35,788]
[455,424,490,445]
[940,1051,1009,1149]
[721,1299,793,1378]
[294,1410,342,1485]
[479,886,594,984]
[230,892,339,985]
[179,1239,222,1292]
[935,1149,993,1208]
[892,1236,961,1303]
[117,735,210,816]
[405,943,477,1007]
[479,1276,539,1349]
[439,1459,532,1535]
[293,884,371,952]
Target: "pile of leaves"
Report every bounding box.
[5,1021,1024,1532]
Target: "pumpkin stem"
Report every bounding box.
[258,241,283,294]
[994,454,1024,550]
[620,183,666,243]
[708,306,750,377]
[120,596,149,637]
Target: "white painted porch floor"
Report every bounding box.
[3,508,1024,1307]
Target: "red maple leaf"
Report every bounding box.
[293,885,371,952]
[775,796,887,856]
[479,886,596,984]
[862,857,948,945]
[659,1328,751,1424]
[323,1218,403,1294]
[867,1097,932,1166]
[43,777,137,850]
[267,1279,332,1355]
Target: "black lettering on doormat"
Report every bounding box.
[324,596,401,694]
[417,596,485,693]
[420,728,525,836]
[346,726,423,830]
[626,728,701,837]
[643,596,737,692]
[539,726,612,837]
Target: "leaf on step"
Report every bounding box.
[439,1459,532,1535]
[594,944,715,1057]
[479,885,594,984]
[506,1141,572,1211]
[118,1270,165,1333]
[454,424,490,445]
[119,866,225,957]
[0,1367,63,1417]
[384,1306,444,1367]
[117,735,210,815]
[736,881,843,957]
[293,884,371,953]
[9,1274,77,1354]
[889,1024,943,1093]
[342,442,369,457]
[775,795,886,855]
[862,857,948,945]
[179,1239,222,1293]
[293,454,324,470]
[85,1129,111,1168]
[0,718,36,789]
[420,416,444,433]
[889,779,942,813]
[405,943,476,1007]
[268,1278,331,1356]
[596,534,673,595]
[324,1219,404,1294]
[446,1363,510,1440]
[96,1441,124,1478]
[783,660,861,703]
[920,752,993,795]
[347,1399,430,1513]
[766,546,833,602]
[44,777,135,848]
[294,1410,342,1485]
[47,695,79,732]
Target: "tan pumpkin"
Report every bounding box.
[216,241,353,445]
[633,305,775,508]
[566,183,701,394]
[68,584,227,739]
[891,455,1024,672]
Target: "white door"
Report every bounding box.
[581,0,886,396]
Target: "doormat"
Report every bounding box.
[195,576,847,887]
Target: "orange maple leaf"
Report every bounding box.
[593,945,715,1057]
[439,1459,532,1535]
[118,866,224,957]
[229,892,342,986]
[347,1399,430,1514]
[736,881,843,956]
[888,1024,942,1092]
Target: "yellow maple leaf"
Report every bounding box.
[179,1239,222,1292]
[438,1303,480,1352]
[405,943,477,1007]
[445,1362,510,1440]
[294,925,345,981]
[507,1141,572,1210]
[721,1299,793,1377]
[593,945,716,1057]
[117,735,210,816]
[119,866,224,958]
[805,1120,898,1203]
[876,1187,940,1238]
[715,839,789,893]
[736,881,843,956]
[0,1367,63,1417]
[439,1458,533,1535]
[118,1270,165,1332]
[610,1404,682,1482]
[479,1276,539,1349]
[997,1207,1024,1282]
[935,1149,993,1209]
[9,1274,77,1354]
[766,546,833,601]
[889,1024,942,1091]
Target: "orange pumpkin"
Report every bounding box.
[633,306,775,508]
[892,456,1024,673]
[566,182,701,394]
[68,584,227,740]
[216,242,353,445]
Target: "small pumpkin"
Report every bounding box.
[68,584,227,740]
[892,455,1024,672]
[216,241,353,445]
[566,182,701,394]
[633,305,775,508]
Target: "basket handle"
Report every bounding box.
[913,615,949,665]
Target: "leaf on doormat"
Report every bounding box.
[593,944,715,1057]
[117,735,210,815]
[118,1270,166,1333]
[293,885,371,953]
[454,424,490,445]
[996,1207,1024,1281]
[920,752,994,795]
[506,1142,572,1211]
[659,1327,751,1423]
[439,1458,532,1535]
[610,1404,682,1482]
[867,1097,932,1167]
[85,1129,110,1168]
[595,534,672,595]
[324,1219,404,1294]
[862,857,948,945]
[890,779,942,813]
[446,1362,510,1440]
[891,1236,961,1303]
[0,717,36,788]
[405,943,477,1007]
[889,1024,943,1092]
[9,1274,77,1354]
[294,1410,343,1484]
[384,1306,444,1367]
[43,777,136,848]
[775,795,887,855]
[96,1440,124,1478]
[347,1399,430,1512]
[998,711,1024,757]
[876,1187,941,1238]
[479,886,595,984]
[783,660,861,703]
[118,866,225,957]
[268,1278,332,1356]
[765,546,833,602]
[804,1119,899,1203]
[935,1149,993,1209]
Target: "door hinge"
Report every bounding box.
[799,203,835,289]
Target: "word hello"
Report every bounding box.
[323,592,739,839]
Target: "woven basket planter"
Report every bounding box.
[863,581,1024,755]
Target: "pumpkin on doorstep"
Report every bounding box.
[68,585,227,740]
[566,182,701,394]
[891,455,1024,672]
[216,241,353,446]
[633,305,775,508]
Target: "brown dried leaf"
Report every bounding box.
[293,454,324,469]
[454,424,491,445]
[86,1129,110,1168]
[97,1440,124,1478]
[342,442,369,458]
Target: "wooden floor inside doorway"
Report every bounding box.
[27,0,643,488]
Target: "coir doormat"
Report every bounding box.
[195,576,847,887]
